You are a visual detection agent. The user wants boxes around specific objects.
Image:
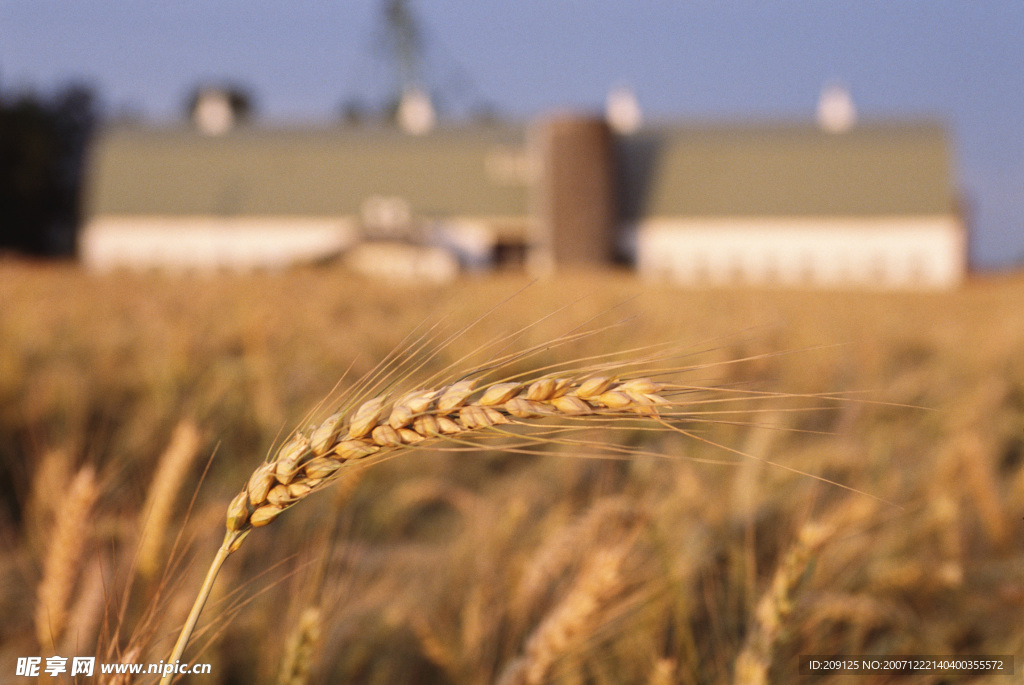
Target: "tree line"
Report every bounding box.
[0,84,95,257]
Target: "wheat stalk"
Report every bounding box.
[276,606,322,685]
[159,318,853,682]
[160,370,678,679]
[36,465,98,652]
[513,497,639,621]
[137,419,202,580]
[733,522,831,685]
[497,542,630,685]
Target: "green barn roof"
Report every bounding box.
[84,124,530,218]
[618,122,955,218]
[85,120,956,222]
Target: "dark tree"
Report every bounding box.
[0,84,96,256]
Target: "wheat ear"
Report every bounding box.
[160,372,672,680]
[733,522,831,685]
[276,606,322,685]
[137,420,202,580]
[498,542,629,685]
[36,466,98,652]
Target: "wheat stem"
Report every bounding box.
[160,531,240,685]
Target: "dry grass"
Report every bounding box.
[2,262,1024,683]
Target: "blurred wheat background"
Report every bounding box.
[2,262,1023,684]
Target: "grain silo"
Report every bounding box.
[531,114,618,271]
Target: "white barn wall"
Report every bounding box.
[634,216,965,289]
[81,216,358,272]
[343,241,459,283]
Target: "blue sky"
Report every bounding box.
[2,1,1021,268]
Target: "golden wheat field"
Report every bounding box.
[2,261,1023,684]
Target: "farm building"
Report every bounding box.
[80,113,966,288]
[621,122,965,289]
[80,124,532,277]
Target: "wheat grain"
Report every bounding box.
[35,465,98,652]
[497,542,630,685]
[513,497,639,621]
[137,419,202,580]
[25,447,72,559]
[952,430,1008,550]
[226,373,670,537]
[60,558,107,655]
[276,606,322,685]
[733,522,831,685]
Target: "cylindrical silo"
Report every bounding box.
[532,114,618,270]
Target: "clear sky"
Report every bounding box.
[2,1,1021,268]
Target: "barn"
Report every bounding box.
[80,124,532,275]
[80,113,965,288]
[623,122,965,289]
